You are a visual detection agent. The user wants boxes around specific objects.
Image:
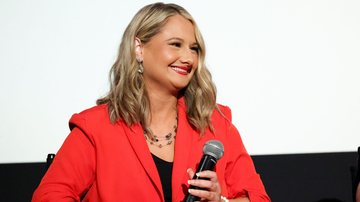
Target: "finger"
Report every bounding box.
[188,189,220,202]
[188,178,218,191]
[196,170,218,182]
[187,168,195,179]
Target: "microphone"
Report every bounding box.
[184,140,224,202]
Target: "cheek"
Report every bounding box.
[144,45,176,65]
[161,49,178,63]
[193,55,199,69]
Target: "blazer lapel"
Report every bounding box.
[122,123,163,198]
[172,99,197,201]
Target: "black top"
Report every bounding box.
[152,154,173,202]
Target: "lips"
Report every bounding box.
[171,66,191,75]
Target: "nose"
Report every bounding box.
[179,48,195,66]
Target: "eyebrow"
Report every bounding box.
[166,37,198,46]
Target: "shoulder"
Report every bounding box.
[76,104,109,118]
[208,103,236,138]
[211,103,232,123]
[69,104,111,130]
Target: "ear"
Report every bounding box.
[134,37,143,62]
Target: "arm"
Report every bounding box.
[224,124,270,201]
[32,126,96,202]
[185,106,270,201]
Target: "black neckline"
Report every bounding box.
[151,153,174,164]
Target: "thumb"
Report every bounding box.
[187,168,195,179]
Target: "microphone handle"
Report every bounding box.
[183,155,217,202]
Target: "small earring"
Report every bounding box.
[137,62,144,74]
[136,57,143,63]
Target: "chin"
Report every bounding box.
[174,80,191,89]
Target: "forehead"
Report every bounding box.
[156,15,196,42]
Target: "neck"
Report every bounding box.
[148,92,177,119]
[143,90,179,150]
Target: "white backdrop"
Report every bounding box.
[1,0,359,163]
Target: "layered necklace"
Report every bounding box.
[144,115,178,148]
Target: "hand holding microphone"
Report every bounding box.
[184,140,224,202]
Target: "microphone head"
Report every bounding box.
[203,140,224,160]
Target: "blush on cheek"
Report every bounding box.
[164,52,179,64]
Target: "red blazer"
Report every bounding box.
[32,98,270,202]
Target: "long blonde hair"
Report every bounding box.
[97,2,217,134]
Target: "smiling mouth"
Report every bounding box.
[171,66,191,75]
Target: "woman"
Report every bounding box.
[32,3,270,202]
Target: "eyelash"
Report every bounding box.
[170,42,199,53]
[170,42,181,47]
[191,46,199,53]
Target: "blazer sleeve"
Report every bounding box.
[220,106,271,201]
[32,114,96,202]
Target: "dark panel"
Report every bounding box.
[0,162,46,202]
[252,152,357,202]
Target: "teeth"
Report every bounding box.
[172,67,188,73]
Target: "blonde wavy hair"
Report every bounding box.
[97,2,218,134]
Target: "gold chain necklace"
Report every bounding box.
[144,116,178,148]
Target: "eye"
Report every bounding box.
[170,42,181,48]
[190,46,199,53]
